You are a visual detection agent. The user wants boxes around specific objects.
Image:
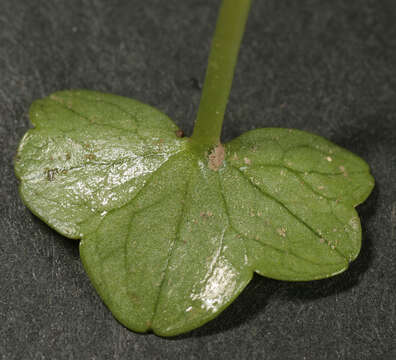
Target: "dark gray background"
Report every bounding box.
[1,0,395,359]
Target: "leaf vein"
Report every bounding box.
[151,177,190,324]
[218,173,338,268]
[217,172,248,265]
[231,165,347,260]
[48,98,146,139]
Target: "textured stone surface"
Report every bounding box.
[1,0,395,359]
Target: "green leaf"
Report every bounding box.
[15,90,374,336]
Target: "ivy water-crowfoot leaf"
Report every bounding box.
[15,0,374,337]
[15,90,374,336]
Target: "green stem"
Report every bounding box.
[191,0,252,146]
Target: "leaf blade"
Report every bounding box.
[15,90,185,238]
[15,91,374,336]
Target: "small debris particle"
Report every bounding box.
[208,143,225,171]
[46,168,59,181]
[349,217,360,230]
[200,211,214,219]
[244,157,251,165]
[333,228,337,232]
[331,245,335,250]
[85,153,96,161]
[49,94,64,103]
[339,165,348,177]
[175,129,184,138]
[326,156,333,162]
[251,146,257,153]
[277,228,287,237]
[319,238,325,244]
[280,170,286,176]
[318,185,325,190]
[232,152,239,161]
[280,103,287,109]
[49,155,54,161]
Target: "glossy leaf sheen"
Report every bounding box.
[15,90,374,336]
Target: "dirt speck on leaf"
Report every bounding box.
[46,168,59,181]
[129,293,141,305]
[85,154,96,161]
[277,228,287,237]
[49,94,64,104]
[200,211,214,219]
[175,129,185,138]
[208,144,225,171]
